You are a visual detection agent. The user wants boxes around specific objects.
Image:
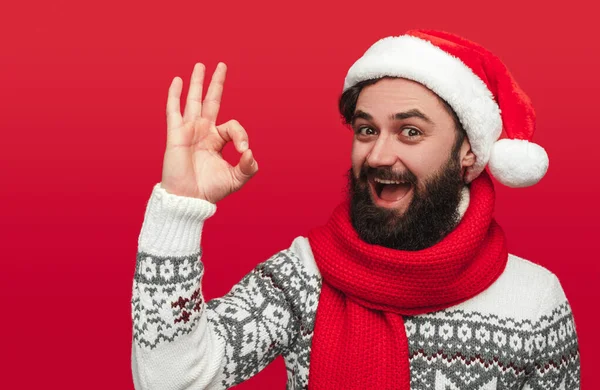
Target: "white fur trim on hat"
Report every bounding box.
[488,139,549,187]
[344,35,503,183]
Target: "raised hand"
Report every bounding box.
[160,63,258,203]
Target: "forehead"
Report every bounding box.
[355,78,447,118]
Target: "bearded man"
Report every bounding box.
[131,30,580,389]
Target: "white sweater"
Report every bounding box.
[131,184,580,389]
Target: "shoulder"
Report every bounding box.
[284,236,322,279]
[450,254,568,322]
[501,254,564,299]
[247,236,321,292]
[254,236,322,306]
[269,236,322,329]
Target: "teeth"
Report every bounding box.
[374,178,404,185]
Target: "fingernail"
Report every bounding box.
[240,141,248,151]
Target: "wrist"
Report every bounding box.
[139,184,217,256]
[160,182,206,201]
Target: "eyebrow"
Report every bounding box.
[351,109,433,125]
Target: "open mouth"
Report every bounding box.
[369,177,413,203]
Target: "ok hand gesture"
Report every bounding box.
[160,63,258,203]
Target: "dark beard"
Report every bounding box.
[348,153,465,251]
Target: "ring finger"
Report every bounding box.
[183,63,205,123]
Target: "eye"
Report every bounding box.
[356,126,377,136]
[400,127,422,138]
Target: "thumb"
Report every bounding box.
[233,148,259,185]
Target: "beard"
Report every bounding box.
[348,152,465,251]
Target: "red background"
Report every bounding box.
[1,0,598,388]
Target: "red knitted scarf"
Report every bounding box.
[306,172,508,389]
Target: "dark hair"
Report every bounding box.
[338,77,467,155]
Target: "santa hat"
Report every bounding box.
[343,29,548,188]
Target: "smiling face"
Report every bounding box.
[343,77,476,250]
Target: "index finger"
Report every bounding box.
[201,62,227,124]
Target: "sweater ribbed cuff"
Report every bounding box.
[138,183,217,257]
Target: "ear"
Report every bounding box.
[459,138,476,169]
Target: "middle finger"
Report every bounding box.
[201,62,227,124]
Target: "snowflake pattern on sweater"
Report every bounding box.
[205,250,321,388]
[132,247,322,389]
[133,252,205,349]
[131,184,580,390]
[405,304,579,389]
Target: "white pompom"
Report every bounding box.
[488,139,549,188]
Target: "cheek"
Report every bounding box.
[402,144,450,178]
[351,142,368,174]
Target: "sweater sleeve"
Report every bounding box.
[522,274,580,390]
[130,184,309,389]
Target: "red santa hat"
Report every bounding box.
[343,29,549,188]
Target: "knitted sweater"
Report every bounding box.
[131,184,581,390]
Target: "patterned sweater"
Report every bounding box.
[131,184,581,390]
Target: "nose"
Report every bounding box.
[366,134,398,168]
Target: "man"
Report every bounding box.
[131,30,580,389]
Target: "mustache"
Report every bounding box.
[359,165,418,185]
